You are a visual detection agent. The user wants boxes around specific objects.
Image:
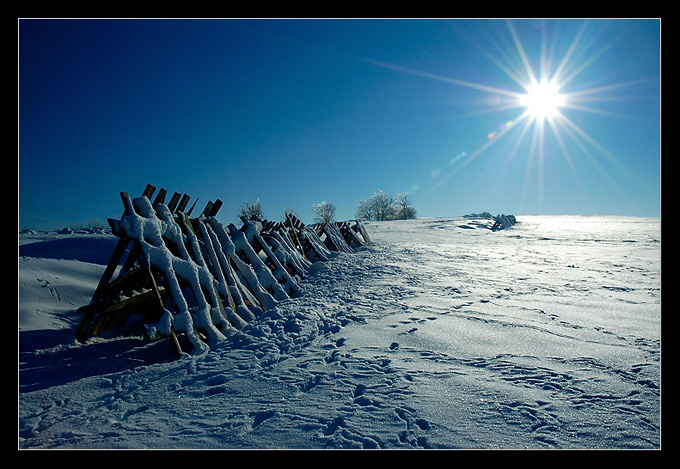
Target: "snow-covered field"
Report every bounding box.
[18,215,661,449]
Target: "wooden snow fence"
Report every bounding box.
[75,185,371,357]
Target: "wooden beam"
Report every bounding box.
[142,184,156,199]
[202,201,214,217]
[153,188,167,206]
[138,241,183,358]
[209,199,223,216]
[92,237,131,302]
[96,265,147,299]
[186,198,199,216]
[168,192,181,212]
[77,287,167,317]
[176,194,190,213]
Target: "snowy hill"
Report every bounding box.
[18,216,661,449]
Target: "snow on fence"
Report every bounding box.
[75,184,371,357]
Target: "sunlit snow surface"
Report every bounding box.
[19,216,661,449]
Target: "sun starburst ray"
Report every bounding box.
[560,102,630,119]
[566,77,657,99]
[555,116,637,212]
[465,36,530,91]
[550,20,591,87]
[416,112,531,203]
[358,57,525,100]
[548,118,586,194]
[357,19,657,216]
[486,116,535,200]
[521,122,544,211]
[506,20,538,87]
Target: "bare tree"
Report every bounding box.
[356,190,417,221]
[355,190,396,221]
[313,201,336,225]
[394,192,417,220]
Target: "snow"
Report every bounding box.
[18,215,661,449]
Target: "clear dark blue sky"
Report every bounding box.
[19,19,661,230]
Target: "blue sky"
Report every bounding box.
[19,19,661,230]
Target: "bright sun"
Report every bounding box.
[519,79,566,122]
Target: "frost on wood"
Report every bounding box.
[75,185,371,357]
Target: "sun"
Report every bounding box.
[519,79,566,122]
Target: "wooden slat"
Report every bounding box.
[202,201,214,217]
[176,194,190,213]
[153,188,167,206]
[354,220,372,243]
[91,237,130,302]
[77,288,166,316]
[96,265,147,299]
[76,286,167,341]
[186,198,199,216]
[168,192,181,212]
[209,199,223,216]
[142,184,156,199]
[137,240,183,357]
